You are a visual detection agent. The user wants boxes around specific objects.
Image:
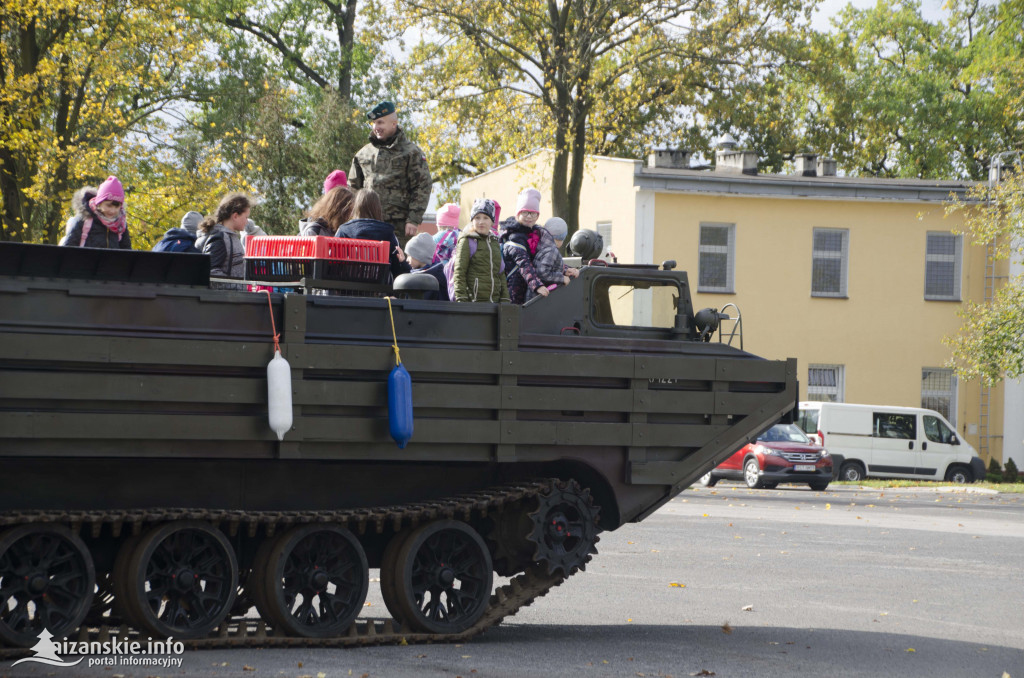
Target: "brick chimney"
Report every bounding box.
[647,149,692,169]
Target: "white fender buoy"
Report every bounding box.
[267,348,293,441]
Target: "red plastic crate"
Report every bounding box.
[245,236,388,263]
[244,236,390,285]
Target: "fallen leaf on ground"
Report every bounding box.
[742,605,753,612]
[669,582,685,588]
[906,648,916,653]
[721,621,732,634]
[691,670,716,676]
[243,666,255,672]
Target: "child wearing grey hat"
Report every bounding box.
[524,216,579,301]
[405,232,437,269]
[405,232,449,300]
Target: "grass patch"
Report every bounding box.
[833,479,1024,493]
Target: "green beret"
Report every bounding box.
[367,101,396,120]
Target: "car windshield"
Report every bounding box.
[757,424,810,444]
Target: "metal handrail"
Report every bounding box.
[717,303,743,350]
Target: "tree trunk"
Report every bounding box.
[336,0,357,99]
[0,149,30,242]
[564,91,590,241]
[549,63,573,234]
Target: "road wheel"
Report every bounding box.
[809,481,830,491]
[255,524,368,638]
[698,472,718,488]
[0,525,95,647]
[391,520,493,635]
[379,528,412,626]
[744,459,764,489]
[839,462,866,482]
[945,466,972,484]
[121,521,238,639]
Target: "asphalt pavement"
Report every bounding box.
[3,484,1023,678]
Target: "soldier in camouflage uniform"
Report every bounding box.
[349,101,432,248]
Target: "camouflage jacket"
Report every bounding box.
[349,128,432,225]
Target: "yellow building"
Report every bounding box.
[462,148,1018,470]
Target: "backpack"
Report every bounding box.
[152,228,199,254]
[444,234,504,301]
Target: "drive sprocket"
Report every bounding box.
[486,479,601,577]
[527,480,600,575]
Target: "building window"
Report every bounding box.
[807,364,844,402]
[922,367,957,425]
[924,232,962,301]
[698,222,735,293]
[595,221,613,259]
[811,228,849,297]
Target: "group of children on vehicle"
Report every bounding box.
[60,173,578,303]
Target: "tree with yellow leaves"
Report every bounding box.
[946,159,1024,384]
[399,0,815,236]
[0,0,209,244]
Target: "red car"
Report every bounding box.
[698,423,832,490]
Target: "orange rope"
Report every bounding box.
[264,290,281,353]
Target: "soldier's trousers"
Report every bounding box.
[390,219,413,249]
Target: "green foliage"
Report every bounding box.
[399,0,816,234]
[182,0,393,233]
[945,166,1024,384]
[1005,457,1021,483]
[709,0,1023,180]
[986,457,1003,483]
[0,0,212,243]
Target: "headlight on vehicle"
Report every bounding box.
[820,449,830,458]
[757,445,782,457]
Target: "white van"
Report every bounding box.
[797,402,985,483]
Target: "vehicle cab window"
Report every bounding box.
[796,409,819,435]
[872,412,916,440]
[591,275,683,329]
[923,415,957,445]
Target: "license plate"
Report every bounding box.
[794,464,816,472]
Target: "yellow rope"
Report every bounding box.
[385,297,401,366]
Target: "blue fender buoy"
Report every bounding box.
[388,363,414,448]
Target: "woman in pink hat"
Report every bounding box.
[61,176,133,249]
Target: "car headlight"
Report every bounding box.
[757,445,782,457]
[820,449,830,458]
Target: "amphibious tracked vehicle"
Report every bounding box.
[0,240,797,652]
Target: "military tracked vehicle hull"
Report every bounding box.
[0,242,797,651]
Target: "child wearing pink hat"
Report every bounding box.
[61,176,132,249]
[499,188,549,304]
[431,203,461,263]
